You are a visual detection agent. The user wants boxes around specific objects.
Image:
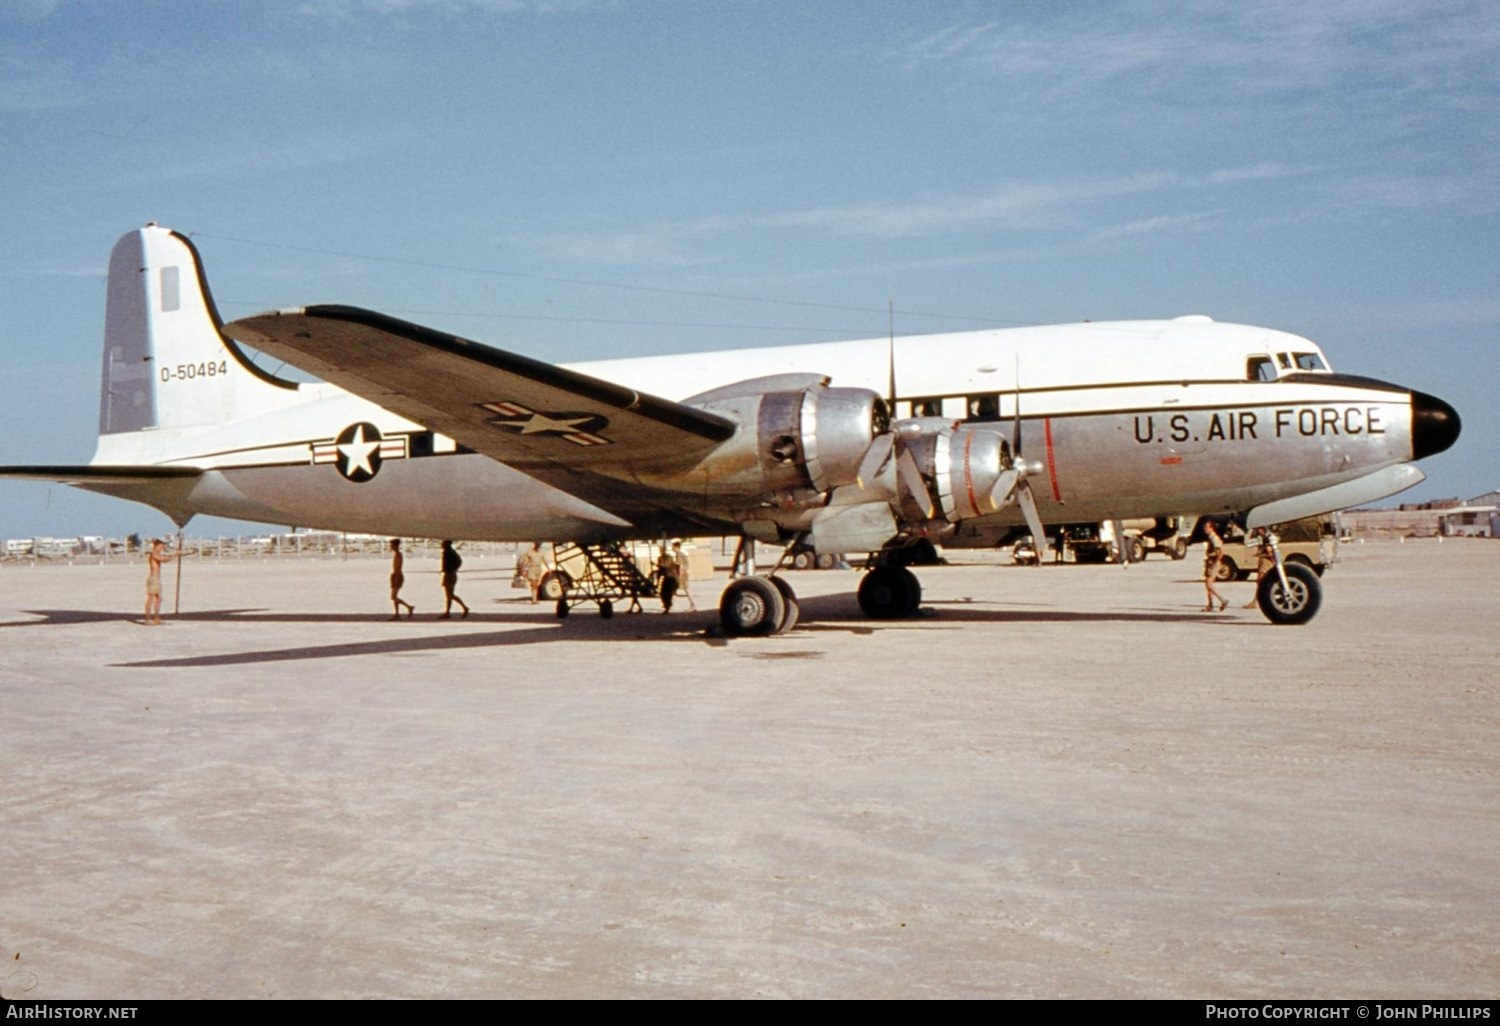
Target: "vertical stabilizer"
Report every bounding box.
[98,225,297,440]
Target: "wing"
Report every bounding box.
[225,306,736,470]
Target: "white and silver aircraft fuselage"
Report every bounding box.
[1,226,1461,631]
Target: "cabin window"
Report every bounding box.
[967,394,1000,422]
[910,397,942,417]
[1247,356,1276,381]
[1293,352,1327,371]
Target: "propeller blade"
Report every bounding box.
[896,446,933,519]
[856,433,894,490]
[988,467,1019,512]
[887,298,897,408]
[1011,356,1023,459]
[1016,480,1049,562]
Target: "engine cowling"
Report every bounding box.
[690,383,888,503]
[862,419,1011,524]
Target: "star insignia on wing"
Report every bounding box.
[479,402,611,446]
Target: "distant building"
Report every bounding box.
[1344,489,1498,539]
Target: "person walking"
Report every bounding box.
[517,542,548,604]
[1202,518,1230,612]
[388,538,414,619]
[440,540,469,618]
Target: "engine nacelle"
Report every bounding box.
[805,422,1012,554]
[869,419,1011,525]
[691,383,888,503]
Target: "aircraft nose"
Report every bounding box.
[1411,390,1461,459]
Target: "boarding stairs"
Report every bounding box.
[550,541,659,618]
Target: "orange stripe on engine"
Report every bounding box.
[963,430,979,516]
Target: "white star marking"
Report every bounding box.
[513,412,597,435]
[337,424,380,477]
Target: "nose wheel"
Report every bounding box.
[1255,561,1322,625]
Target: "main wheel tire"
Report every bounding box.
[858,566,921,619]
[1256,561,1323,625]
[719,577,786,637]
[768,576,800,634]
[538,570,570,603]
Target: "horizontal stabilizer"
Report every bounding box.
[0,465,202,485]
[226,306,738,470]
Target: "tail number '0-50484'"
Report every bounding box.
[1133,406,1388,445]
[159,361,229,383]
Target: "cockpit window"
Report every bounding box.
[1247,356,1276,382]
[1276,353,1292,369]
[1293,352,1327,371]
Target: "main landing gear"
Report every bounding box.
[716,538,924,637]
[718,576,800,637]
[856,565,921,619]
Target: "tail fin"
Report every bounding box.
[98,225,298,439]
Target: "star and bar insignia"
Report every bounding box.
[311,422,408,482]
[479,401,611,446]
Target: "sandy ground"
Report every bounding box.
[0,539,1496,999]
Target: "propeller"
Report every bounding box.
[896,445,933,519]
[986,358,1050,561]
[856,433,894,490]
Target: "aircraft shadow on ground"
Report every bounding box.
[2,592,1240,669]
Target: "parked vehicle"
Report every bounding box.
[1211,515,1338,582]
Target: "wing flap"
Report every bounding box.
[226,306,736,469]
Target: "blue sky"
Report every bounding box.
[2,0,1496,539]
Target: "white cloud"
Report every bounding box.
[893,2,1500,104]
[141,133,373,184]
[0,51,83,110]
[514,163,1302,265]
[297,0,609,17]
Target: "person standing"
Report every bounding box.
[1243,527,1274,608]
[668,540,696,611]
[144,537,167,625]
[656,544,678,613]
[517,542,548,604]
[440,540,469,618]
[389,538,414,619]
